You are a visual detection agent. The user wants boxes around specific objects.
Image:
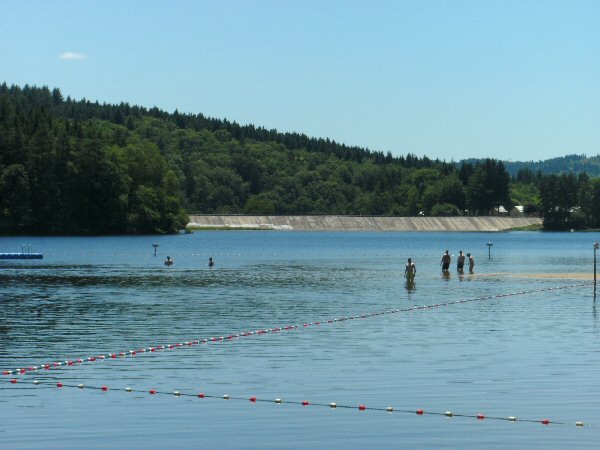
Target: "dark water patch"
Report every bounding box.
[0,265,360,290]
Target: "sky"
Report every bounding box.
[1,0,598,162]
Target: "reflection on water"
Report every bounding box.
[1,231,599,449]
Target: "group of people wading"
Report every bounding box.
[441,249,474,274]
[404,250,475,286]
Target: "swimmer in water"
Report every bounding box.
[208,257,214,268]
[164,256,173,266]
[467,253,474,273]
[457,250,465,272]
[441,250,451,272]
[405,258,416,283]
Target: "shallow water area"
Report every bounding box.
[1,231,599,449]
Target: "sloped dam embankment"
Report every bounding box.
[187,215,541,232]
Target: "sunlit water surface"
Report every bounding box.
[1,231,599,449]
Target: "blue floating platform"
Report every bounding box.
[0,253,43,259]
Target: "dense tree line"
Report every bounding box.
[538,173,600,230]
[0,84,188,234]
[506,168,600,230]
[1,83,598,234]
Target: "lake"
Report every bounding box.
[1,231,599,449]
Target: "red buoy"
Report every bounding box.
[302,401,310,406]
[198,393,205,398]
[101,385,108,391]
[358,405,366,411]
[477,414,485,420]
[416,409,424,415]
[249,396,256,403]
[57,382,63,388]
[10,379,17,384]
[149,389,156,395]
[541,419,550,425]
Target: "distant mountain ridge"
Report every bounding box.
[460,154,600,178]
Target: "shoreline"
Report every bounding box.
[187,215,542,232]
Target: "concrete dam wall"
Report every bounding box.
[188,215,542,232]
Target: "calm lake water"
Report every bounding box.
[1,231,599,449]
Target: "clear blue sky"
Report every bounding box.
[1,0,598,162]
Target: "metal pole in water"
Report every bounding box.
[153,244,159,256]
[594,242,599,293]
[487,242,493,260]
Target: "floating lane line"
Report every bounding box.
[2,282,592,377]
[0,377,586,428]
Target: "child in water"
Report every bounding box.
[467,253,474,273]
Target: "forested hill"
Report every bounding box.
[0,83,472,234]
[4,82,595,235]
[461,155,600,178]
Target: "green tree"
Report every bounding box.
[539,174,578,230]
[244,194,276,214]
[0,164,31,231]
[591,180,600,228]
[466,159,510,214]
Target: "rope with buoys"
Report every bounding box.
[0,377,586,427]
[2,281,592,377]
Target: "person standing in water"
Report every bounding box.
[440,250,451,272]
[208,257,214,268]
[405,258,416,283]
[164,256,173,266]
[467,253,475,273]
[457,250,465,272]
